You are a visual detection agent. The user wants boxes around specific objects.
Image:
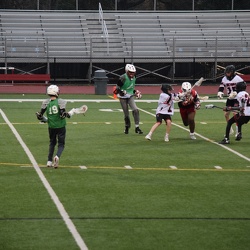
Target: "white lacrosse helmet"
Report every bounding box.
[125,64,136,73]
[181,82,192,93]
[47,84,59,97]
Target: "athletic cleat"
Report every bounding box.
[164,135,169,142]
[47,161,52,167]
[235,132,242,141]
[135,127,143,134]
[124,126,129,134]
[145,134,151,140]
[190,133,196,140]
[219,138,230,144]
[53,156,59,169]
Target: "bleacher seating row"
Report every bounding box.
[0,10,249,61]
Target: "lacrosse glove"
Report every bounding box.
[36,112,43,120]
[134,89,142,99]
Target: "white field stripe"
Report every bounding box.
[138,107,250,163]
[214,166,223,170]
[124,165,132,169]
[0,109,88,250]
[79,166,87,169]
[0,98,225,103]
[169,166,177,169]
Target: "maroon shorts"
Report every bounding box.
[179,106,196,120]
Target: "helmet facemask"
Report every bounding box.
[181,82,192,94]
[225,65,235,81]
[125,64,136,80]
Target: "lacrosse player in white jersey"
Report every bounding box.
[219,81,250,144]
[217,65,244,135]
[145,84,177,142]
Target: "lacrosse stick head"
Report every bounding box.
[200,96,209,100]
[205,104,215,109]
[79,105,88,115]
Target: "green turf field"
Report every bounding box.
[0,94,249,250]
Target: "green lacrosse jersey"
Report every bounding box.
[120,73,136,95]
[46,98,66,128]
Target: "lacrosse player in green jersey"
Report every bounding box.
[113,64,143,134]
[36,84,71,169]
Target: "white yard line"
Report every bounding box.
[0,98,226,103]
[138,107,250,163]
[0,109,88,250]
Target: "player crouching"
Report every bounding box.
[219,81,250,144]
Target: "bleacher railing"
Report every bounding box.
[1,36,250,83]
[1,36,249,59]
[98,2,109,55]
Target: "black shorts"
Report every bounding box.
[235,115,250,125]
[156,113,172,123]
[226,98,238,107]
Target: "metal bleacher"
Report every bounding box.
[0,11,90,62]
[115,11,250,60]
[0,10,249,63]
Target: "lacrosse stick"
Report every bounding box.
[68,105,88,116]
[191,77,206,90]
[205,104,241,113]
[205,104,224,110]
[200,96,209,100]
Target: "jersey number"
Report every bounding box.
[48,105,58,114]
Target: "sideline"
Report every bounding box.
[0,109,88,250]
[138,107,250,163]
[0,98,225,103]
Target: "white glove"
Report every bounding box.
[217,91,224,99]
[135,90,142,99]
[195,103,201,110]
[178,92,186,100]
[228,91,237,100]
[174,96,181,102]
[178,92,185,98]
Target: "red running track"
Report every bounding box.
[0,84,219,95]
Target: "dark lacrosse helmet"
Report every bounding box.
[224,65,236,80]
[161,84,173,94]
[236,81,247,93]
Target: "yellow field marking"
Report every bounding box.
[0,162,31,166]
[1,162,250,172]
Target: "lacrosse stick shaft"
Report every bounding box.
[205,104,224,109]
[191,77,205,90]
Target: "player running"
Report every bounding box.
[217,65,244,135]
[219,81,250,144]
[36,85,71,169]
[145,84,177,142]
[178,82,201,140]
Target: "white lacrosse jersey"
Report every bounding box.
[220,75,244,95]
[156,93,175,115]
[236,91,250,116]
